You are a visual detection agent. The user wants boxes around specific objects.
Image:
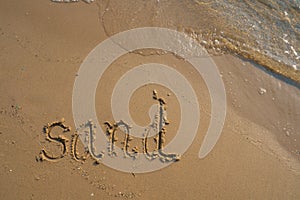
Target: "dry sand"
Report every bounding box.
[0,0,299,199]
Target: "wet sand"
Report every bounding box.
[0,0,299,199]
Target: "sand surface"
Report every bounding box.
[0,0,299,199]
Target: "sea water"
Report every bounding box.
[211,0,299,70]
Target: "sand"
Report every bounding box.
[0,0,299,199]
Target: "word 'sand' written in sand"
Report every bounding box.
[38,91,180,164]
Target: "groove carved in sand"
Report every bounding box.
[104,90,181,162]
[50,0,94,3]
[38,118,71,162]
[70,132,90,162]
[147,90,180,162]
[79,120,104,162]
[104,121,118,157]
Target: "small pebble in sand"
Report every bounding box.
[201,40,207,45]
[90,193,94,197]
[285,131,290,136]
[258,87,266,95]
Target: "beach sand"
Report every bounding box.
[0,0,299,199]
